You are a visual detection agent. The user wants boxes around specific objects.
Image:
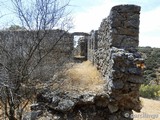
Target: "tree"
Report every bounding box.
[7,25,26,30]
[11,0,72,30]
[0,0,73,119]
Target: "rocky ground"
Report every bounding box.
[1,62,159,120]
[1,98,160,120]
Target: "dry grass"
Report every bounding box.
[0,100,32,120]
[61,61,104,93]
[133,97,160,120]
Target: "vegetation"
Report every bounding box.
[0,1,159,118]
[0,0,72,120]
[138,47,160,85]
[62,61,104,93]
[138,47,160,99]
[6,25,26,31]
[140,84,160,99]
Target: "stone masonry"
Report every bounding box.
[89,4,143,119]
[88,4,143,117]
[0,30,73,81]
[23,4,144,120]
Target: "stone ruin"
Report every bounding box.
[0,30,73,82]
[0,4,144,120]
[24,4,144,120]
[73,32,89,60]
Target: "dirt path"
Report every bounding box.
[133,97,160,120]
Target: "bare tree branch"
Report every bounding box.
[0,0,73,119]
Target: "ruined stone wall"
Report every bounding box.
[78,37,88,58]
[0,30,73,80]
[88,5,140,76]
[87,30,98,64]
[22,5,144,120]
[0,30,73,57]
[87,4,144,119]
[72,32,89,61]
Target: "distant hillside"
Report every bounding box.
[138,47,160,84]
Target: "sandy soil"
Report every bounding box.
[133,97,160,120]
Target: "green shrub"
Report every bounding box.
[140,84,160,99]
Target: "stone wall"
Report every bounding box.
[0,30,73,80]
[87,4,144,119]
[0,30,73,59]
[22,5,144,120]
[77,37,88,58]
[87,30,98,64]
[88,5,140,72]
[56,4,143,119]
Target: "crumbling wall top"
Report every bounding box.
[72,32,90,36]
[111,4,141,13]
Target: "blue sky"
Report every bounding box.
[0,0,160,48]
[70,0,160,48]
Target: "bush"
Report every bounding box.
[140,84,160,99]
